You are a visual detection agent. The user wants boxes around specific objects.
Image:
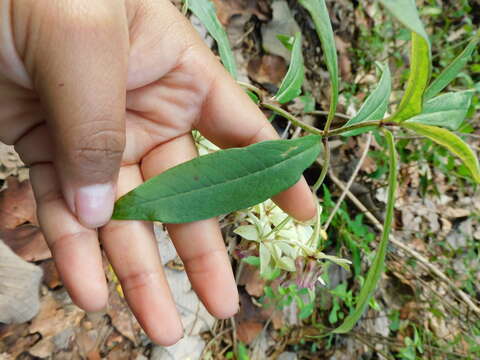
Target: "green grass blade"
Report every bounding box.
[275,32,305,104]
[341,62,391,136]
[401,122,480,183]
[405,91,474,131]
[424,32,480,100]
[187,0,238,79]
[333,129,397,334]
[113,136,322,223]
[298,0,339,124]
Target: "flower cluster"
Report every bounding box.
[234,200,350,286]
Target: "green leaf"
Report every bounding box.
[378,0,431,122]
[237,343,250,360]
[342,62,391,136]
[424,33,480,100]
[299,93,316,113]
[277,34,294,51]
[378,0,430,46]
[334,130,397,333]
[187,0,238,79]
[299,0,339,120]
[405,91,474,130]
[298,302,314,319]
[242,256,260,267]
[392,32,431,122]
[113,136,322,223]
[401,122,480,183]
[275,32,305,104]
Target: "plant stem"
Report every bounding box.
[307,110,351,120]
[261,102,386,137]
[237,81,264,101]
[312,140,329,192]
[261,103,323,136]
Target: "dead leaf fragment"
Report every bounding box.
[211,0,268,25]
[1,225,51,262]
[238,264,266,297]
[107,285,141,345]
[0,177,37,230]
[248,55,287,86]
[0,240,43,324]
[237,321,264,345]
[41,259,62,289]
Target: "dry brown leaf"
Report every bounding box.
[335,36,352,81]
[234,291,272,344]
[248,55,287,86]
[28,292,84,357]
[41,259,62,289]
[0,177,37,230]
[1,225,51,262]
[443,207,470,219]
[29,337,56,359]
[237,321,264,345]
[0,177,50,261]
[107,285,141,345]
[211,0,268,25]
[238,264,265,297]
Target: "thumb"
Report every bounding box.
[24,1,129,228]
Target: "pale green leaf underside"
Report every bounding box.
[392,32,431,122]
[113,136,322,223]
[378,0,430,47]
[424,33,480,100]
[334,130,397,333]
[299,0,339,115]
[342,62,391,136]
[405,91,474,130]
[402,122,480,183]
[188,0,238,79]
[275,32,305,104]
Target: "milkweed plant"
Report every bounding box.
[112,0,480,334]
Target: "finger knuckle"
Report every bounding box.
[119,270,161,293]
[70,127,125,169]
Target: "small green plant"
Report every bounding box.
[113,0,479,344]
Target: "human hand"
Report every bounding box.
[0,0,316,344]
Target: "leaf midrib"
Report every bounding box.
[123,143,317,207]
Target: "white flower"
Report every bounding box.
[234,199,351,278]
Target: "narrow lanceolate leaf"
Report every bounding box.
[188,0,238,79]
[378,0,430,46]
[424,33,480,100]
[379,0,431,122]
[298,0,339,120]
[392,32,431,122]
[275,33,305,104]
[342,62,391,136]
[405,91,474,131]
[113,136,322,223]
[402,122,480,183]
[334,130,397,334]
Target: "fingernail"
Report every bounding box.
[75,184,115,228]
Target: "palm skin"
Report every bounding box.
[0,0,316,345]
